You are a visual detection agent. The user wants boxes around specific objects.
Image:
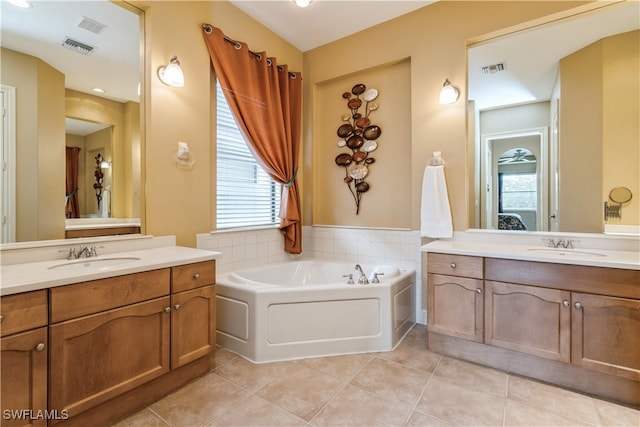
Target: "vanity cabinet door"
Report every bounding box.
[485,281,571,363]
[171,285,216,369]
[572,292,640,381]
[0,327,48,427]
[427,274,484,342]
[49,297,170,419]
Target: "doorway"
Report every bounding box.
[480,127,548,231]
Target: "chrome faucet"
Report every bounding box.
[355,264,369,285]
[60,245,99,260]
[546,238,576,249]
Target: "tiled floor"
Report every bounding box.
[112,325,639,427]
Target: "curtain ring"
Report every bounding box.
[256,53,262,61]
[267,58,272,66]
[290,73,297,79]
[277,65,283,71]
[202,24,213,34]
[234,42,241,50]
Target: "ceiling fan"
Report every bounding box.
[498,148,536,164]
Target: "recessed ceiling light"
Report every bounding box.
[293,0,312,8]
[92,87,106,94]
[7,0,32,8]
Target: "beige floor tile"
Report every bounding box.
[416,375,506,426]
[434,356,508,397]
[402,324,429,348]
[351,357,431,405]
[405,409,448,426]
[505,399,592,426]
[211,346,239,370]
[309,384,413,426]
[215,355,290,393]
[256,363,344,421]
[150,372,250,427]
[376,341,442,372]
[109,408,169,427]
[508,375,600,426]
[594,399,640,427]
[208,395,306,427]
[299,352,374,382]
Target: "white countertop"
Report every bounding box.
[65,218,142,230]
[421,240,640,270]
[0,246,221,296]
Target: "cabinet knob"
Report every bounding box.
[574,302,583,309]
[0,314,3,323]
[193,273,200,280]
[476,288,482,294]
[174,304,181,310]
[562,300,569,307]
[35,343,45,352]
[450,263,456,269]
[163,307,171,313]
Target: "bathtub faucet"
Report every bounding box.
[355,264,369,285]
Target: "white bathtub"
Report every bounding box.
[215,260,416,363]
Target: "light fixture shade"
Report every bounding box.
[100,160,110,169]
[158,56,184,87]
[439,79,459,105]
[293,0,312,7]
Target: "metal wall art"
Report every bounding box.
[334,83,381,214]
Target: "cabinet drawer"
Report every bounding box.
[427,253,483,279]
[172,261,216,293]
[485,258,640,298]
[0,290,48,337]
[50,268,170,323]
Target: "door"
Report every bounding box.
[1,327,48,427]
[485,281,570,362]
[49,297,170,418]
[171,285,216,368]
[572,293,640,381]
[427,274,484,342]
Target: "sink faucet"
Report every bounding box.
[60,245,99,259]
[75,246,91,259]
[355,264,369,285]
[545,238,576,249]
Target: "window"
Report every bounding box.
[499,173,537,211]
[216,80,281,228]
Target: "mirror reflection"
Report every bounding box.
[468,1,640,233]
[0,0,143,243]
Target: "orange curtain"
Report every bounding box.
[65,146,81,218]
[202,25,303,254]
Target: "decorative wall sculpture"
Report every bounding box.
[334,83,381,214]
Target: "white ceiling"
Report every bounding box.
[228,0,437,52]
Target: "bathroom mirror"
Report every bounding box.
[0,0,145,243]
[467,1,639,233]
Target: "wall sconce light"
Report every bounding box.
[293,0,312,7]
[439,79,459,105]
[100,159,111,169]
[158,55,184,87]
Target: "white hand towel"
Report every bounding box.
[420,164,453,238]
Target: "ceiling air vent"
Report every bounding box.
[61,37,95,55]
[481,62,506,75]
[78,16,108,35]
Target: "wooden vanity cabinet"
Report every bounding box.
[48,270,172,419]
[427,253,640,406]
[170,261,216,368]
[0,290,48,427]
[426,253,484,342]
[48,260,216,425]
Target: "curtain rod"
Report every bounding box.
[203,23,298,79]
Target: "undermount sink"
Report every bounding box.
[48,257,142,271]
[526,248,607,258]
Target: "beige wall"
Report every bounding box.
[129,1,588,247]
[1,48,65,241]
[560,29,639,232]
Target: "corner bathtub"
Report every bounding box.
[215,260,416,363]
